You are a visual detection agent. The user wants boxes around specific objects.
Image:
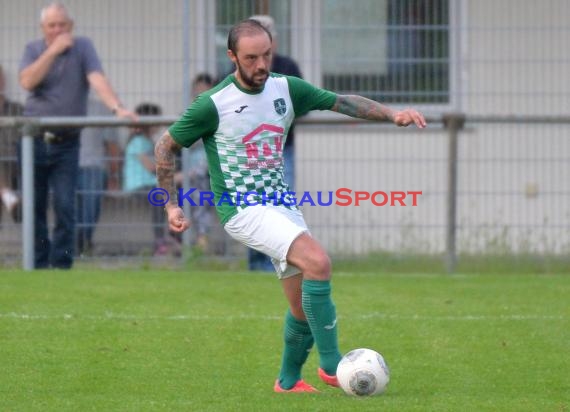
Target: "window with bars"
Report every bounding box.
[321,0,449,104]
[214,0,449,104]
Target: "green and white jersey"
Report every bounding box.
[169,73,336,225]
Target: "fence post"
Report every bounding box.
[442,113,465,273]
[21,123,35,271]
[181,0,192,253]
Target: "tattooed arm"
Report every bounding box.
[154,131,190,233]
[331,94,427,128]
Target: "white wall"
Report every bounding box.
[465,0,570,114]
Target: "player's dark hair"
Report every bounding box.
[227,19,272,55]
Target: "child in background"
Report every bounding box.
[123,102,179,256]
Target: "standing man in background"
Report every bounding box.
[19,2,135,269]
[247,15,303,271]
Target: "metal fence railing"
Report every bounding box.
[1,114,569,271]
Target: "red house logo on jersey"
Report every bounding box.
[242,123,284,169]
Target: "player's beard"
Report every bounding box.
[236,60,269,90]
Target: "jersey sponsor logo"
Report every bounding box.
[235,105,248,113]
[242,123,285,169]
[273,98,286,115]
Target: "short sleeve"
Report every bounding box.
[168,94,219,148]
[78,37,104,75]
[19,42,40,72]
[286,76,337,118]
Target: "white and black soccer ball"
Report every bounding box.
[336,348,390,396]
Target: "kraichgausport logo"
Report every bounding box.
[147,188,422,207]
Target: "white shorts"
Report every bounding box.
[224,204,309,279]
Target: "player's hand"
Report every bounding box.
[49,32,74,55]
[393,109,427,129]
[166,206,191,233]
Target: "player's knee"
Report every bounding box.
[309,253,332,280]
[319,253,332,276]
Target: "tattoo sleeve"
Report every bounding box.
[154,131,182,208]
[331,94,395,122]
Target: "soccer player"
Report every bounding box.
[155,19,426,392]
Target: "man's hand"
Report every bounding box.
[393,109,427,129]
[166,206,191,233]
[114,106,138,122]
[48,32,74,56]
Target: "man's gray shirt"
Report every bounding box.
[19,36,103,117]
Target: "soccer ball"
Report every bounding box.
[336,348,390,396]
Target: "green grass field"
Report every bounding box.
[1,268,569,411]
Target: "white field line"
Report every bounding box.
[0,312,565,321]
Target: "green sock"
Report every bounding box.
[301,279,342,376]
[278,310,314,389]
